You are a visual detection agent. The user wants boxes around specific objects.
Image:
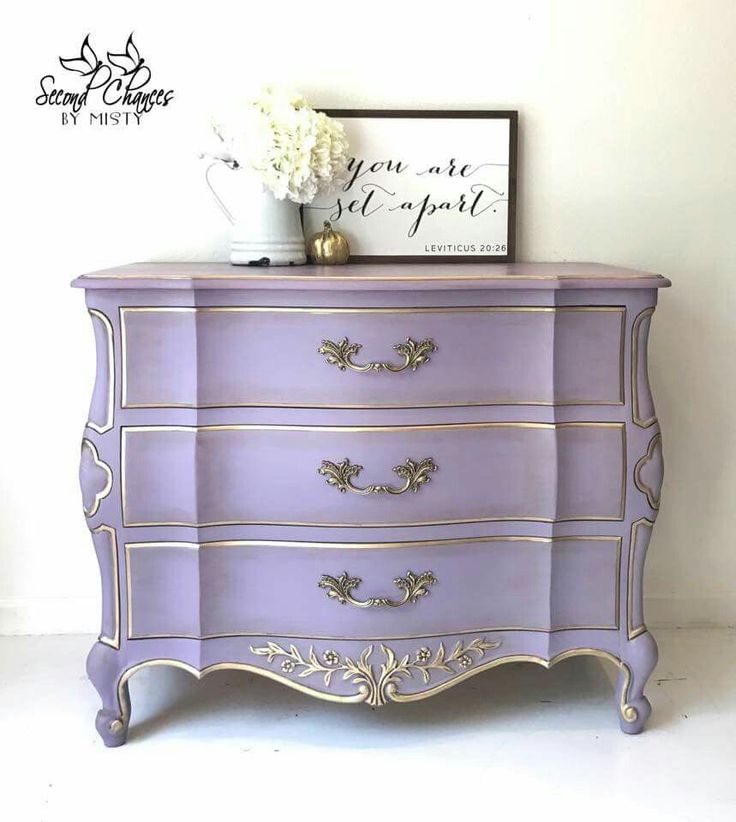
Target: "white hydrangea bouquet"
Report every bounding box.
[201,88,349,265]
[203,88,349,204]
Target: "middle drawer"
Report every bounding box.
[124,535,622,640]
[122,421,626,527]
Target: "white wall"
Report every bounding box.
[2,0,734,633]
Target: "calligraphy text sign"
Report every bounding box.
[303,110,517,263]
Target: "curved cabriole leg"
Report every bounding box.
[617,631,658,734]
[87,641,129,747]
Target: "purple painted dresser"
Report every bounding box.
[73,261,669,746]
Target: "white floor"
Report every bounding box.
[1,629,734,822]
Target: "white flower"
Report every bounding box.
[202,88,349,204]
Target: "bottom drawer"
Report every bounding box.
[125,535,621,640]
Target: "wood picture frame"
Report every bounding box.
[302,109,518,263]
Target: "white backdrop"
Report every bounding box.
[1,0,734,633]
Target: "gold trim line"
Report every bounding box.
[122,420,625,433]
[125,534,622,550]
[83,271,667,281]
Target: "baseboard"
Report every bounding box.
[645,596,736,629]
[0,595,734,635]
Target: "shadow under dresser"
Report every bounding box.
[73,261,670,746]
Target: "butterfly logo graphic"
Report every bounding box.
[107,33,151,84]
[59,34,110,81]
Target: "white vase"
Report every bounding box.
[205,165,306,266]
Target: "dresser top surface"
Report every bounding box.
[72,261,671,291]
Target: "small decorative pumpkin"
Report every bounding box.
[307,221,350,265]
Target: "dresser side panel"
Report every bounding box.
[91,526,120,648]
[86,309,115,433]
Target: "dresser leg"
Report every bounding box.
[617,630,658,734]
[86,641,129,747]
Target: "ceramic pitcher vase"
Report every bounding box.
[205,164,306,266]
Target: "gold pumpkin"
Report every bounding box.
[307,221,350,265]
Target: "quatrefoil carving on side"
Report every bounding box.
[80,439,113,518]
[634,434,663,510]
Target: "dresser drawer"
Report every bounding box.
[124,536,621,640]
[120,306,625,409]
[122,422,626,527]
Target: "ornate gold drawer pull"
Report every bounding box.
[319,570,437,609]
[318,457,437,495]
[318,337,437,373]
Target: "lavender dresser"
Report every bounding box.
[73,261,669,746]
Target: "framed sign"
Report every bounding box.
[302,110,517,263]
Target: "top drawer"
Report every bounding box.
[120,306,624,409]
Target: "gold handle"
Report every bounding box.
[318,457,437,495]
[318,337,437,372]
[319,570,437,608]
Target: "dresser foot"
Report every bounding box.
[617,631,658,734]
[95,707,129,747]
[86,641,129,747]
